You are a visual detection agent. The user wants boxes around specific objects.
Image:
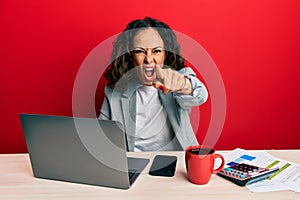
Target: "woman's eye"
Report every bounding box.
[153,49,162,54]
[133,50,145,54]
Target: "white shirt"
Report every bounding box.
[134,85,181,152]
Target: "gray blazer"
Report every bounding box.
[99,67,208,151]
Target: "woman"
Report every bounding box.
[99,17,208,152]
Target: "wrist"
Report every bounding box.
[178,76,192,95]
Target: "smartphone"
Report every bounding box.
[149,155,177,177]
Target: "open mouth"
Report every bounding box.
[145,68,154,77]
[143,67,156,82]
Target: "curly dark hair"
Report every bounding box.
[104,17,185,88]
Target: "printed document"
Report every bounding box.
[218,148,300,193]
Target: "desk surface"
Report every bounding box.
[0,150,299,200]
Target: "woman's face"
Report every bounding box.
[132,28,165,85]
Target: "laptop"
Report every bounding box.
[20,114,149,189]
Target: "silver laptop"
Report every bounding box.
[20,114,149,189]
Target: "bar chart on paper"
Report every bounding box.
[219,148,300,193]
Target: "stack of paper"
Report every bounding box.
[219,148,300,193]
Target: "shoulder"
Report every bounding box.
[104,85,113,97]
[177,67,196,76]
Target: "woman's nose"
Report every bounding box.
[144,51,154,63]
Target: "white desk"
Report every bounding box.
[0,150,299,200]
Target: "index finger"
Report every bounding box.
[154,64,164,81]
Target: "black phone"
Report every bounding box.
[149,155,177,177]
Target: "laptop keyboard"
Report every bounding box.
[128,169,138,180]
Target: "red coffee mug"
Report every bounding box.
[185,145,225,185]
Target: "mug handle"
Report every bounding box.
[212,154,225,174]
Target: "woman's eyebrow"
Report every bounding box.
[133,47,145,50]
[133,46,163,50]
[152,46,164,50]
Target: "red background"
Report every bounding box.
[1,0,300,153]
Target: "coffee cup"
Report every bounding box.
[185,145,225,185]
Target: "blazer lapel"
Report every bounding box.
[159,92,197,149]
[119,78,139,152]
[121,96,136,152]
[159,92,181,126]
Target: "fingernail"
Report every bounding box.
[159,85,165,90]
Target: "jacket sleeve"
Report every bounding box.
[173,67,208,109]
